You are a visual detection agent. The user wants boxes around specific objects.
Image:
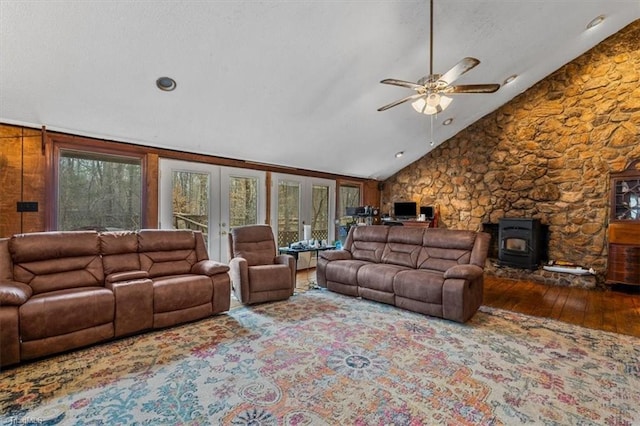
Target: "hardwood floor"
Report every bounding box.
[483,275,640,338]
[294,270,640,338]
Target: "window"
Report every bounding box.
[172,170,209,242]
[277,180,301,248]
[272,174,335,248]
[229,176,259,227]
[338,184,361,220]
[56,149,143,231]
[337,183,361,242]
[312,184,329,242]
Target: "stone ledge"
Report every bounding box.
[485,260,599,289]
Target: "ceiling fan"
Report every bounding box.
[377,0,500,115]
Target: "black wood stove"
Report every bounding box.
[498,218,544,270]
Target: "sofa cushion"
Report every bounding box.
[393,269,445,304]
[357,263,408,293]
[138,229,196,252]
[138,230,199,277]
[10,231,104,294]
[153,275,213,313]
[20,287,114,341]
[9,231,100,263]
[13,256,105,295]
[348,226,388,263]
[325,259,370,287]
[100,231,141,275]
[381,227,424,268]
[229,225,277,266]
[247,264,292,292]
[416,229,477,272]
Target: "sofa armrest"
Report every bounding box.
[0,281,32,306]
[443,264,484,280]
[229,257,250,303]
[275,254,296,291]
[319,250,352,261]
[105,270,149,284]
[275,254,294,265]
[192,260,230,276]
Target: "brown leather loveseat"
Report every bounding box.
[0,229,230,368]
[317,226,490,323]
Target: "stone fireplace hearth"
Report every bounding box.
[485,261,598,289]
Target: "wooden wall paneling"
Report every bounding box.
[1,123,382,236]
[20,130,46,233]
[265,172,272,225]
[145,153,159,228]
[0,129,23,237]
[0,126,44,237]
[362,180,381,208]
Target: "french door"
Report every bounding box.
[159,159,266,263]
[270,172,336,253]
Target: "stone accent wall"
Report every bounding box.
[382,21,640,284]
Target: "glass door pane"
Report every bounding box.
[229,176,259,227]
[312,184,329,243]
[338,184,361,244]
[171,170,210,246]
[159,159,216,259]
[277,180,301,248]
[219,167,266,263]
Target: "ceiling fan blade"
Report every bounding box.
[380,79,424,91]
[377,93,424,111]
[448,84,500,94]
[438,57,480,86]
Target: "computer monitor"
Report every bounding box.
[394,202,417,219]
[420,206,434,219]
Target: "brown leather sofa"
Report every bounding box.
[0,229,230,367]
[317,226,490,323]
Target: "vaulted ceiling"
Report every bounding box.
[1,1,638,179]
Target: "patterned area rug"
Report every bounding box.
[1,290,639,425]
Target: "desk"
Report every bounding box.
[279,245,336,289]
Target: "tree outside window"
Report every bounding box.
[57,150,142,231]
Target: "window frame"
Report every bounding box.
[48,135,148,231]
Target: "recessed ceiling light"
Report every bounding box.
[442,118,453,126]
[587,15,605,29]
[156,76,177,91]
[395,151,404,158]
[503,74,518,85]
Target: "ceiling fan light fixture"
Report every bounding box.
[587,15,605,30]
[503,74,518,85]
[411,94,452,115]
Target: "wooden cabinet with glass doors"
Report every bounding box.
[607,160,640,286]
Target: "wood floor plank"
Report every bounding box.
[599,291,619,334]
[484,276,640,337]
[536,284,561,318]
[558,287,587,325]
[581,289,604,331]
[615,292,640,337]
[549,286,569,320]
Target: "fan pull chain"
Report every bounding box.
[429,114,435,146]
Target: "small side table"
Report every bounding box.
[278,245,336,289]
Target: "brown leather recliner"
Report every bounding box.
[228,225,296,304]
